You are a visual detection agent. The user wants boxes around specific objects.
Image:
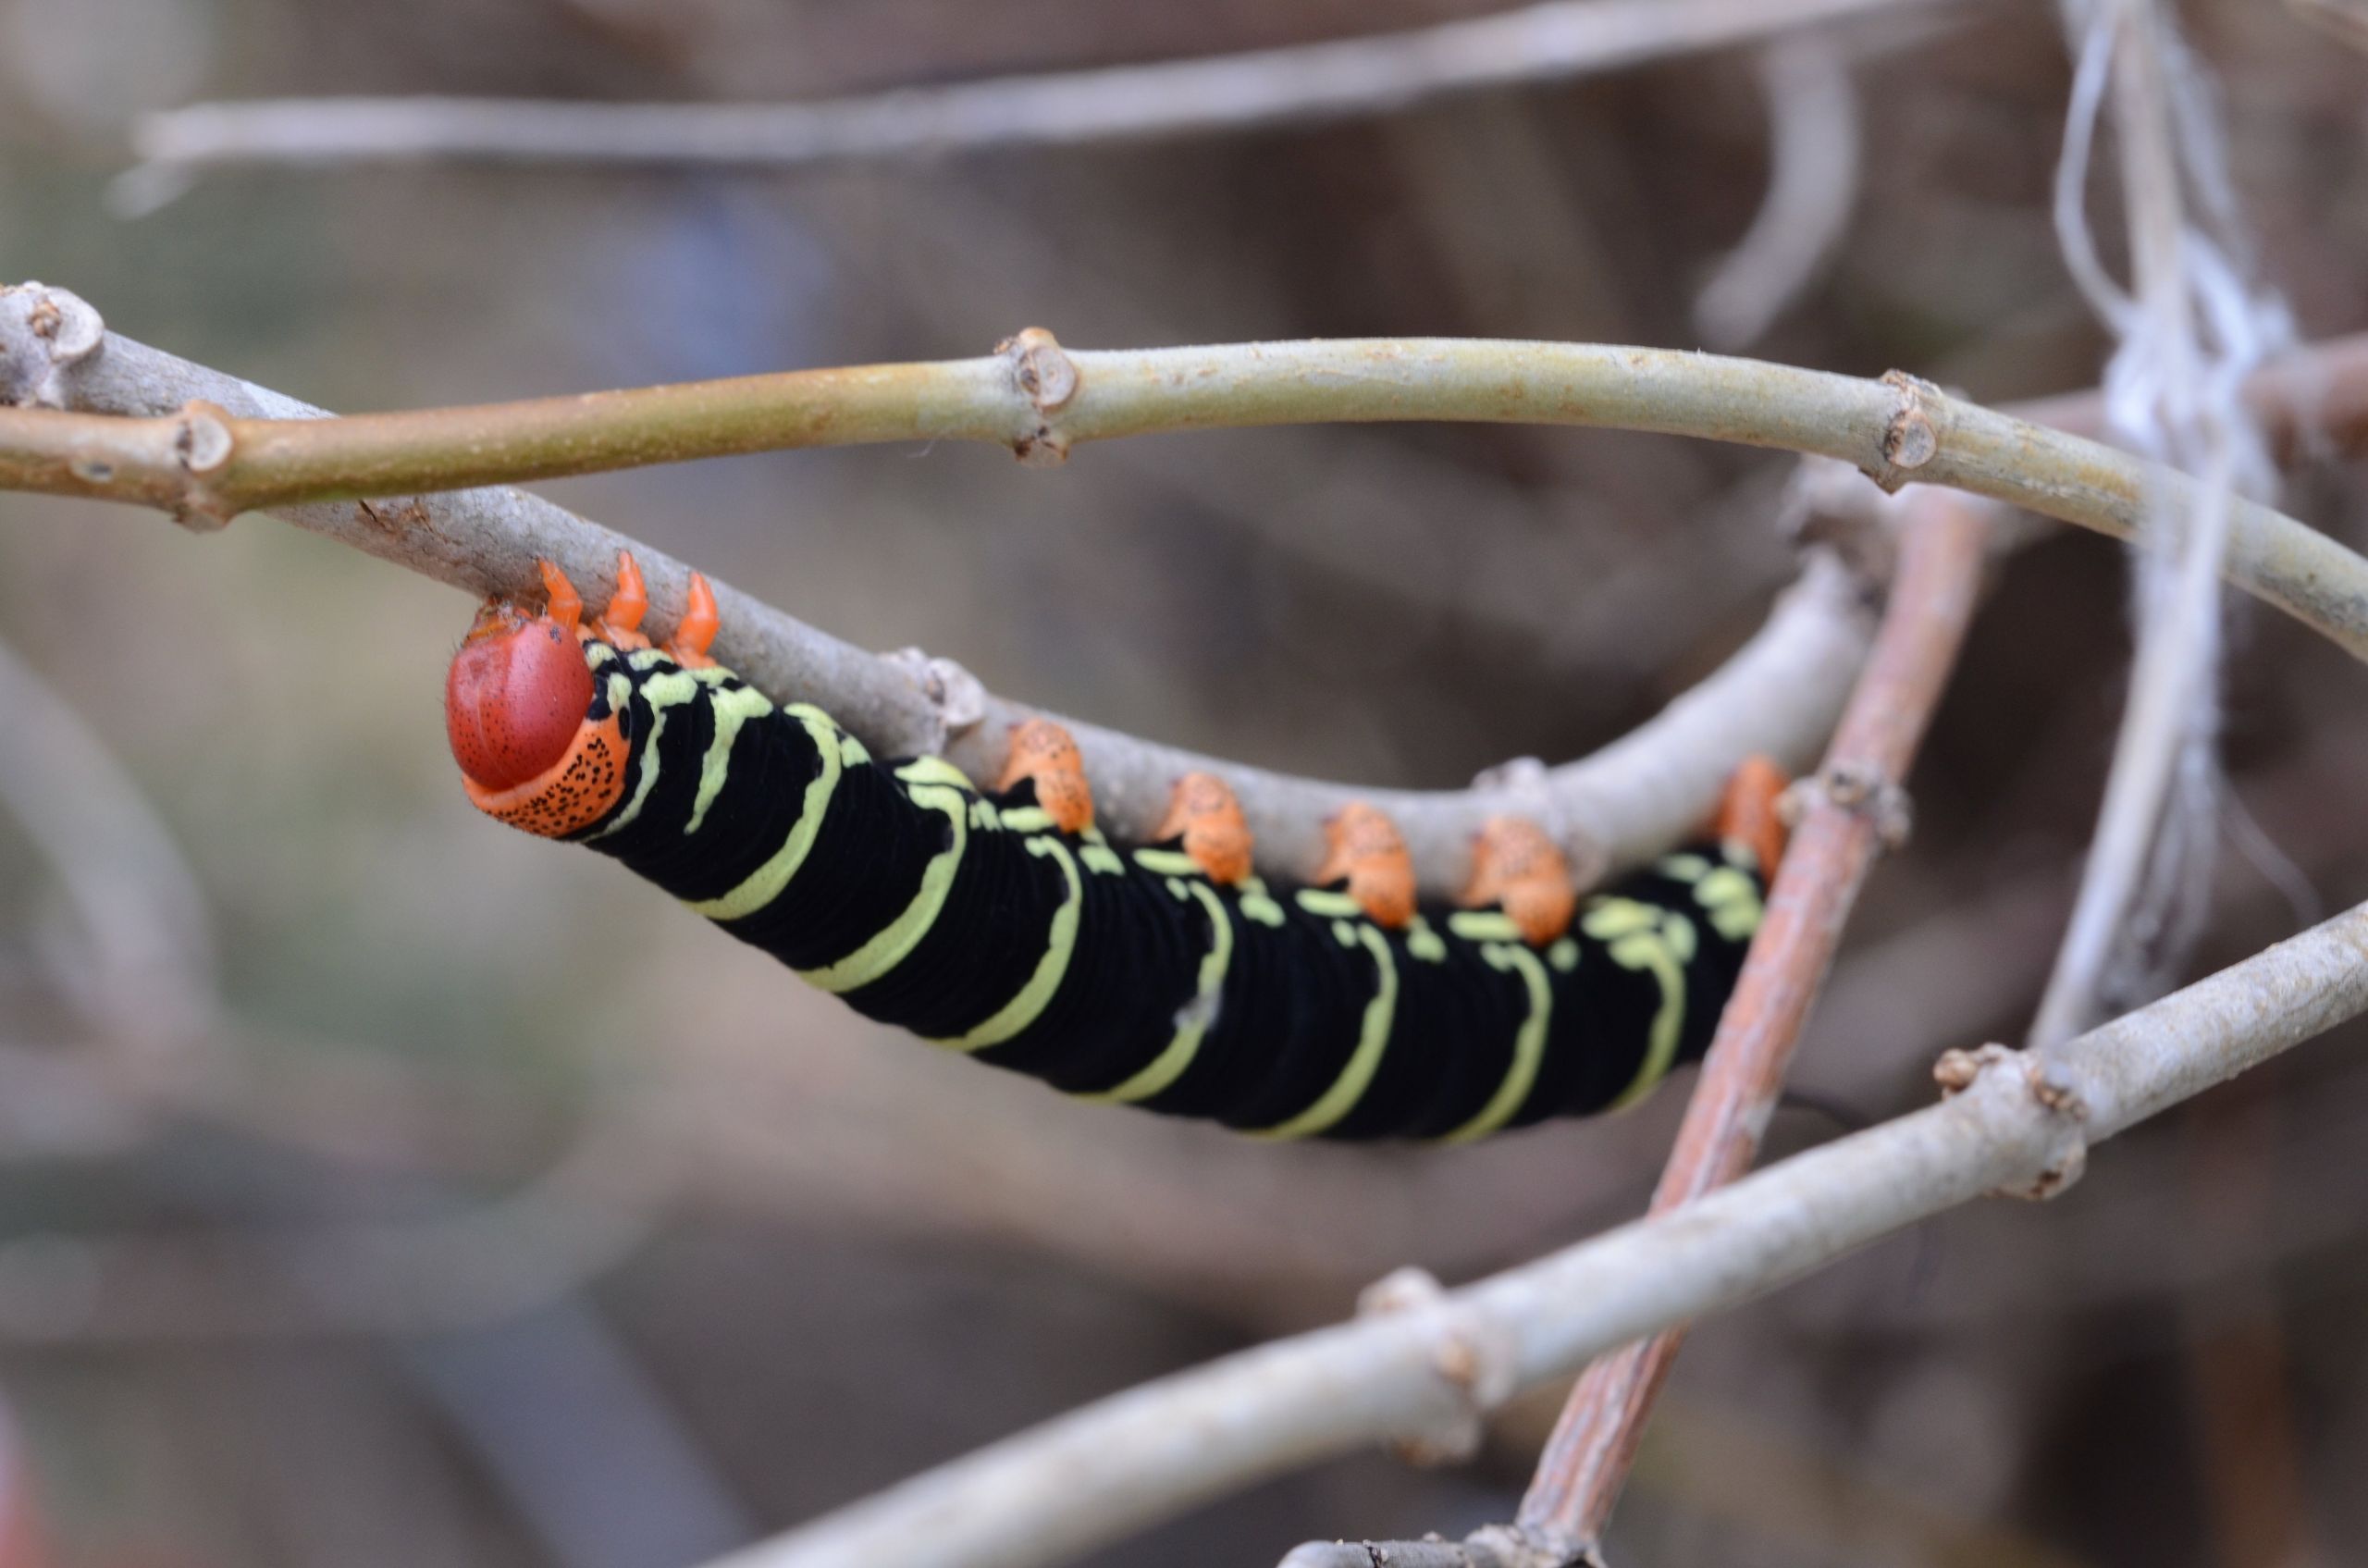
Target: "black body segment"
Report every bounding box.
[566,643,1766,1142]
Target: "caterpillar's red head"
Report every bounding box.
[446,562,626,837]
[447,605,590,792]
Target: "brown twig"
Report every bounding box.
[1286,488,1992,1568]
[733,888,2368,1568]
[1515,488,1992,1557]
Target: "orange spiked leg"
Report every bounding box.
[446,567,626,838]
[1714,754,1791,880]
[667,572,720,670]
[1462,816,1576,947]
[595,551,651,650]
[536,559,582,636]
[1313,801,1415,931]
[1151,772,1253,885]
[995,718,1095,833]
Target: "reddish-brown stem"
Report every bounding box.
[1514,488,1993,1559]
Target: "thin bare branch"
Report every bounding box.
[117,0,1953,204]
[2,314,2359,680]
[2029,0,2285,1047]
[0,286,1876,895]
[702,898,2368,1568]
[0,629,217,1056]
[1514,489,1992,1559]
[8,288,2367,892]
[1296,489,1995,1568]
[1692,36,1862,350]
[0,1089,662,1342]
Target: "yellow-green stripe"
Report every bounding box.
[687,706,845,921]
[1080,879,1234,1105]
[931,835,1082,1052]
[796,774,968,994]
[1440,942,1552,1143]
[1252,922,1398,1140]
[685,685,776,835]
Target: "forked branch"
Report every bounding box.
[702,899,2368,1568]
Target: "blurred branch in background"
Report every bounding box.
[112,0,1955,209]
[2029,0,2288,1050]
[0,632,216,1067]
[714,897,2368,1568]
[0,615,738,1568]
[0,1094,660,1343]
[1691,36,1862,351]
[0,623,672,1341]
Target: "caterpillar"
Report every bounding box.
[444,552,1784,1142]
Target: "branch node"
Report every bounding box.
[1000,326,1078,468]
[1275,1526,1565,1568]
[1868,368,1942,491]
[1469,755,1548,794]
[1930,1043,2090,1198]
[1467,1523,1579,1568]
[157,399,239,532]
[0,281,105,410]
[1356,1267,1514,1465]
[1779,760,1912,848]
[175,401,234,475]
[883,648,989,757]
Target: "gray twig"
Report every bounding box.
[118,0,1955,207]
[702,899,2368,1568]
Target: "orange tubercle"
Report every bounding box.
[1714,754,1791,880]
[1314,801,1415,931]
[669,572,720,670]
[595,551,651,650]
[1152,772,1253,885]
[996,718,1095,833]
[1462,816,1576,947]
[536,560,582,636]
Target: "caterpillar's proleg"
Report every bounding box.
[1312,804,1417,932]
[1151,773,1252,887]
[1462,818,1577,949]
[1715,754,1791,881]
[996,718,1096,835]
[444,557,1772,1142]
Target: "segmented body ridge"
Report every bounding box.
[560,638,1767,1142]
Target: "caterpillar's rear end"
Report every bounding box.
[444,554,1780,1142]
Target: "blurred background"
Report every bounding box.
[2,0,2367,1563]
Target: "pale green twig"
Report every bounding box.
[3,330,2361,673]
[0,287,1870,893]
